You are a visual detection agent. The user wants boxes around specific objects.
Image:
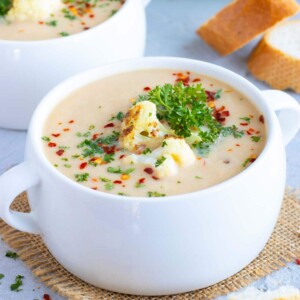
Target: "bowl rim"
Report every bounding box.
[0,0,131,45]
[28,56,277,203]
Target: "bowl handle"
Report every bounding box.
[262,90,300,146]
[0,161,41,234]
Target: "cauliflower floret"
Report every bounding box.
[7,0,63,21]
[119,101,172,153]
[123,137,196,178]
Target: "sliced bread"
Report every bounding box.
[248,20,300,93]
[197,0,299,56]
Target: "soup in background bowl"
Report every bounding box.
[0,0,148,130]
[0,57,299,295]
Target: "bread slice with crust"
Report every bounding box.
[197,0,299,56]
[248,20,300,93]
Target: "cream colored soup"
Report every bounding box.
[0,0,123,41]
[42,69,266,197]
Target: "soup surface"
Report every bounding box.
[0,0,124,41]
[42,69,266,197]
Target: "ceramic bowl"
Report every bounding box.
[0,0,149,130]
[0,57,300,296]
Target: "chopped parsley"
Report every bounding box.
[138,82,243,152]
[0,0,12,16]
[107,166,135,174]
[75,173,89,182]
[104,182,114,190]
[221,125,244,138]
[155,156,166,167]
[62,8,76,20]
[117,192,127,196]
[41,136,50,142]
[251,136,261,142]
[46,20,57,27]
[195,176,202,179]
[89,125,95,130]
[5,251,18,259]
[60,32,69,37]
[142,148,152,155]
[162,141,167,147]
[100,177,111,182]
[10,275,24,292]
[135,182,145,188]
[103,153,115,163]
[0,274,4,280]
[147,191,166,197]
[214,89,222,99]
[240,116,251,124]
[110,111,124,121]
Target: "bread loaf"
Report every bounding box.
[197,0,299,56]
[248,20,300,93]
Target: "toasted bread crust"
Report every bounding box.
[197,0,299,56]
[248,22,300,93]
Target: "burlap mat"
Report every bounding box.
[0,189,299,300]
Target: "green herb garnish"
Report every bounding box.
[60,31,69,37]
[5,251,18,259]
[251,136,261,142]
[0,274,4,280]
[107,166,135,174]
[46,20,57,27]
[162,141,167,147]
[10,275,24,292]
[155,156,166,167]
[75,173,89,182]
[0,0,12,16]
[142,148,152,155]
[41,136,50,142]
[137,82,242,151]
[240,117,251,124]
[147,191,166,197]
[214,89,222,99]
[110,111,124,121]
[104,182,114,190]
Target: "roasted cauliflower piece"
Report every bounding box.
[119,101,172,153]
[123,137,196,178]
[7,0,63,21]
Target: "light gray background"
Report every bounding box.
[0,0,299,299]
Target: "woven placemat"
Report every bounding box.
[0,189,299,300]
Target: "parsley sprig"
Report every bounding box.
[0,0,12,16]
[138,82,243,151]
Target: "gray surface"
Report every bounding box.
[0,0,299,299]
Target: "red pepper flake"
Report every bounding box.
[69,120,74,124]
[295,258,300,265]
[104,123,114,128]
[249,128,255,133]
[144,167,154,175]
[52,133,60,137]
[218,117,226,123]
[43,294,51,300]
[205,90,216,101]
[256,131,260,134]
[113,180,122,184]
[48,142,57,148]
[217,106,225,112]
[63,128,70,132]
[91,187,98,190]
[152,176,159,180]
[119,154,126,159]
[236,144,240,147]
[92,133,99,140]
[250,158,256,163]
[143,86,151,91]
[89,14,94,18]
[138,178,146,184]
[246,130,253,135]
[79,162,87,169]
[240,123,249,126]
[83,27,90,30]
[221,111,230,117]
[192,78,201,82]
[102,145,116,154]
[38,21,44,25]
[56,149,64,156]
[259,115,264,124]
